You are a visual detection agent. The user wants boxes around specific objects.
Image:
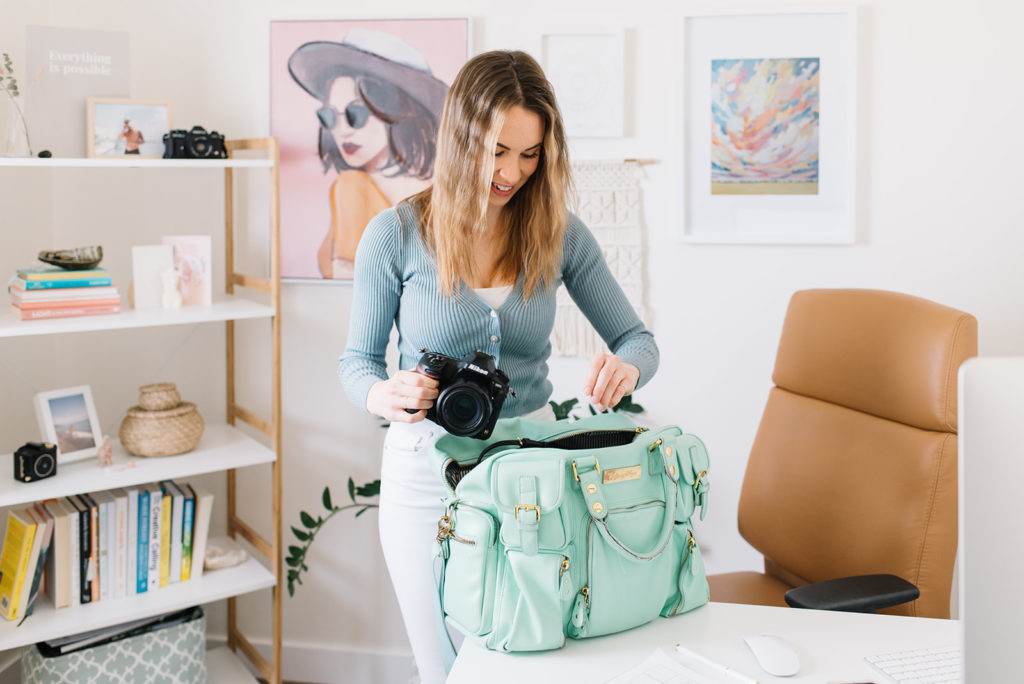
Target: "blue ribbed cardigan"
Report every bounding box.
[338,202,659,416]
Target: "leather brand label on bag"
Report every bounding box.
[603,465,642,484]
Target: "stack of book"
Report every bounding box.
[0,481,214,619]
[8,267,121,321]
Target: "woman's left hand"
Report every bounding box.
[583,353,640,412]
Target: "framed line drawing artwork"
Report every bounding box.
[34,385,103,463]
[270,18,470,281]
[86,97,171,159]
[541,29,625,138]
[678,7,857,244]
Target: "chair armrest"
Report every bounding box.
[784,574,920,612]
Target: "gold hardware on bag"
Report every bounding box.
[586,483,598,494]
[592,502,604,514]
[603,465,642,484]
[435,513,476,545]
[694,470,707,490]
[669,465,677,477]
[514,504,540,522]
[648,438,664,452]
[572,458,601,482]
[665,446,674,458]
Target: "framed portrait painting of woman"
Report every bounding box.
[270,18,470,281]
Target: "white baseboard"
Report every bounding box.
[208,632,417,684]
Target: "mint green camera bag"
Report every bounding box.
[433,413,710,654]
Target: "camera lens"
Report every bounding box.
[436,383,489,436]
[34,452,55,478]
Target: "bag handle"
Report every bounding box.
[474,428,641,465]
[573,447,680,561]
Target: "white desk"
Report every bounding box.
[448,602,960,683]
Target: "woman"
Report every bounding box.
[338,51,659,683]
[288,29,449,278]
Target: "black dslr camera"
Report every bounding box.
[162,126,227,159]
[14,441,57,483]
[407,350,513,439]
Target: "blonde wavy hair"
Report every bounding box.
[410,50,573,299]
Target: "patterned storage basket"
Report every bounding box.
[21,607,206,684]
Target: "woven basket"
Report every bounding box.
[119,402,204,457]
[138,382,182,411]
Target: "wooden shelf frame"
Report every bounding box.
[223,137,283,684]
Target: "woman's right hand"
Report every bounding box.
[366,370,440,422]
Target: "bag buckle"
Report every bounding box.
[571,458,601,482]
[514,504,540,522]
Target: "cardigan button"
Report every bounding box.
[490,335,499,342]
[490,310,497,317]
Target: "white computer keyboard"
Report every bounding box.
[865,646,962,684]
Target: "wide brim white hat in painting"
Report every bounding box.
[288,28,450,119]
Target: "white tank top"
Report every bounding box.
[473,284,513,310]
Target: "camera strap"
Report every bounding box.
[473,428,641,465]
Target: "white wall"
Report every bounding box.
[3,0,1024,681]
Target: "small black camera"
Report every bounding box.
[14,442,57,483]
[408,350,513,439]
[162,126,227,159]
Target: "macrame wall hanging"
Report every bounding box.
[552,159,649,357]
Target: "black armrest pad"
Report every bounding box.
[784,574,920,612]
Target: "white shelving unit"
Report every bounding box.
[0,142,283,683]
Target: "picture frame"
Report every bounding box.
[270,18,470,282]
[678,7,857,244]
[34,385,103,463]
[86,97,171,159]
[541,29,625,138]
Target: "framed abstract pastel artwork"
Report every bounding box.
[678,7,857,244]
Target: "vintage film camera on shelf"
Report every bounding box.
[162,126,227,159]
[407,350,513,439]
[14,441,57,483]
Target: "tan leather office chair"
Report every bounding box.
[708,289,977,618]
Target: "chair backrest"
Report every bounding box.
[737,289,977,618]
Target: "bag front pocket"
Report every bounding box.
[442,504,499,636]
[490,550,567,652]
[582,502,681,637]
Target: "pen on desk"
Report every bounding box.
[674,643,759,684]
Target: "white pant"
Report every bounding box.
[378,408,553,684]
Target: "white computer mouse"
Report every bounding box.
[743,634,801,677]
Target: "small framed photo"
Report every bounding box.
[541,29,625,138]
[34,385,103,463]
[86,97,172,158]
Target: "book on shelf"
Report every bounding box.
[92,490,114,601]
[14,303,122,321]
[71,494,96,604]
[43,499,71,609]
[189,483,214,580]
[0,509,37,620]
[122,486,139,597]
[61,497,81,607]
[180,483,195,581]
[162,481,185,584]
[112,488,128,599]
[136,485,151,593]
[15,267,110,281]
[12,295,122,310]
[147,482,163,591]
[8,279,118,299]
[9,275,114,291]
[20,506,55,621]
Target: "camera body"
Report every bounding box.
[14,441,57,483]
[162,126,227,159]
[411,350,512,439]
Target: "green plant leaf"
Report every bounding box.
[288,545,304,557]
[286,555,301,567]
[322,486,333,510]
[291,526,310,542]
[355,479,380,498]
[354,506,368,518]
[300,511,317,528]
[347,477,356,503]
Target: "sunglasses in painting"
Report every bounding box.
[317,102,371,131]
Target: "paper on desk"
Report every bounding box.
[604,648,735,684]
